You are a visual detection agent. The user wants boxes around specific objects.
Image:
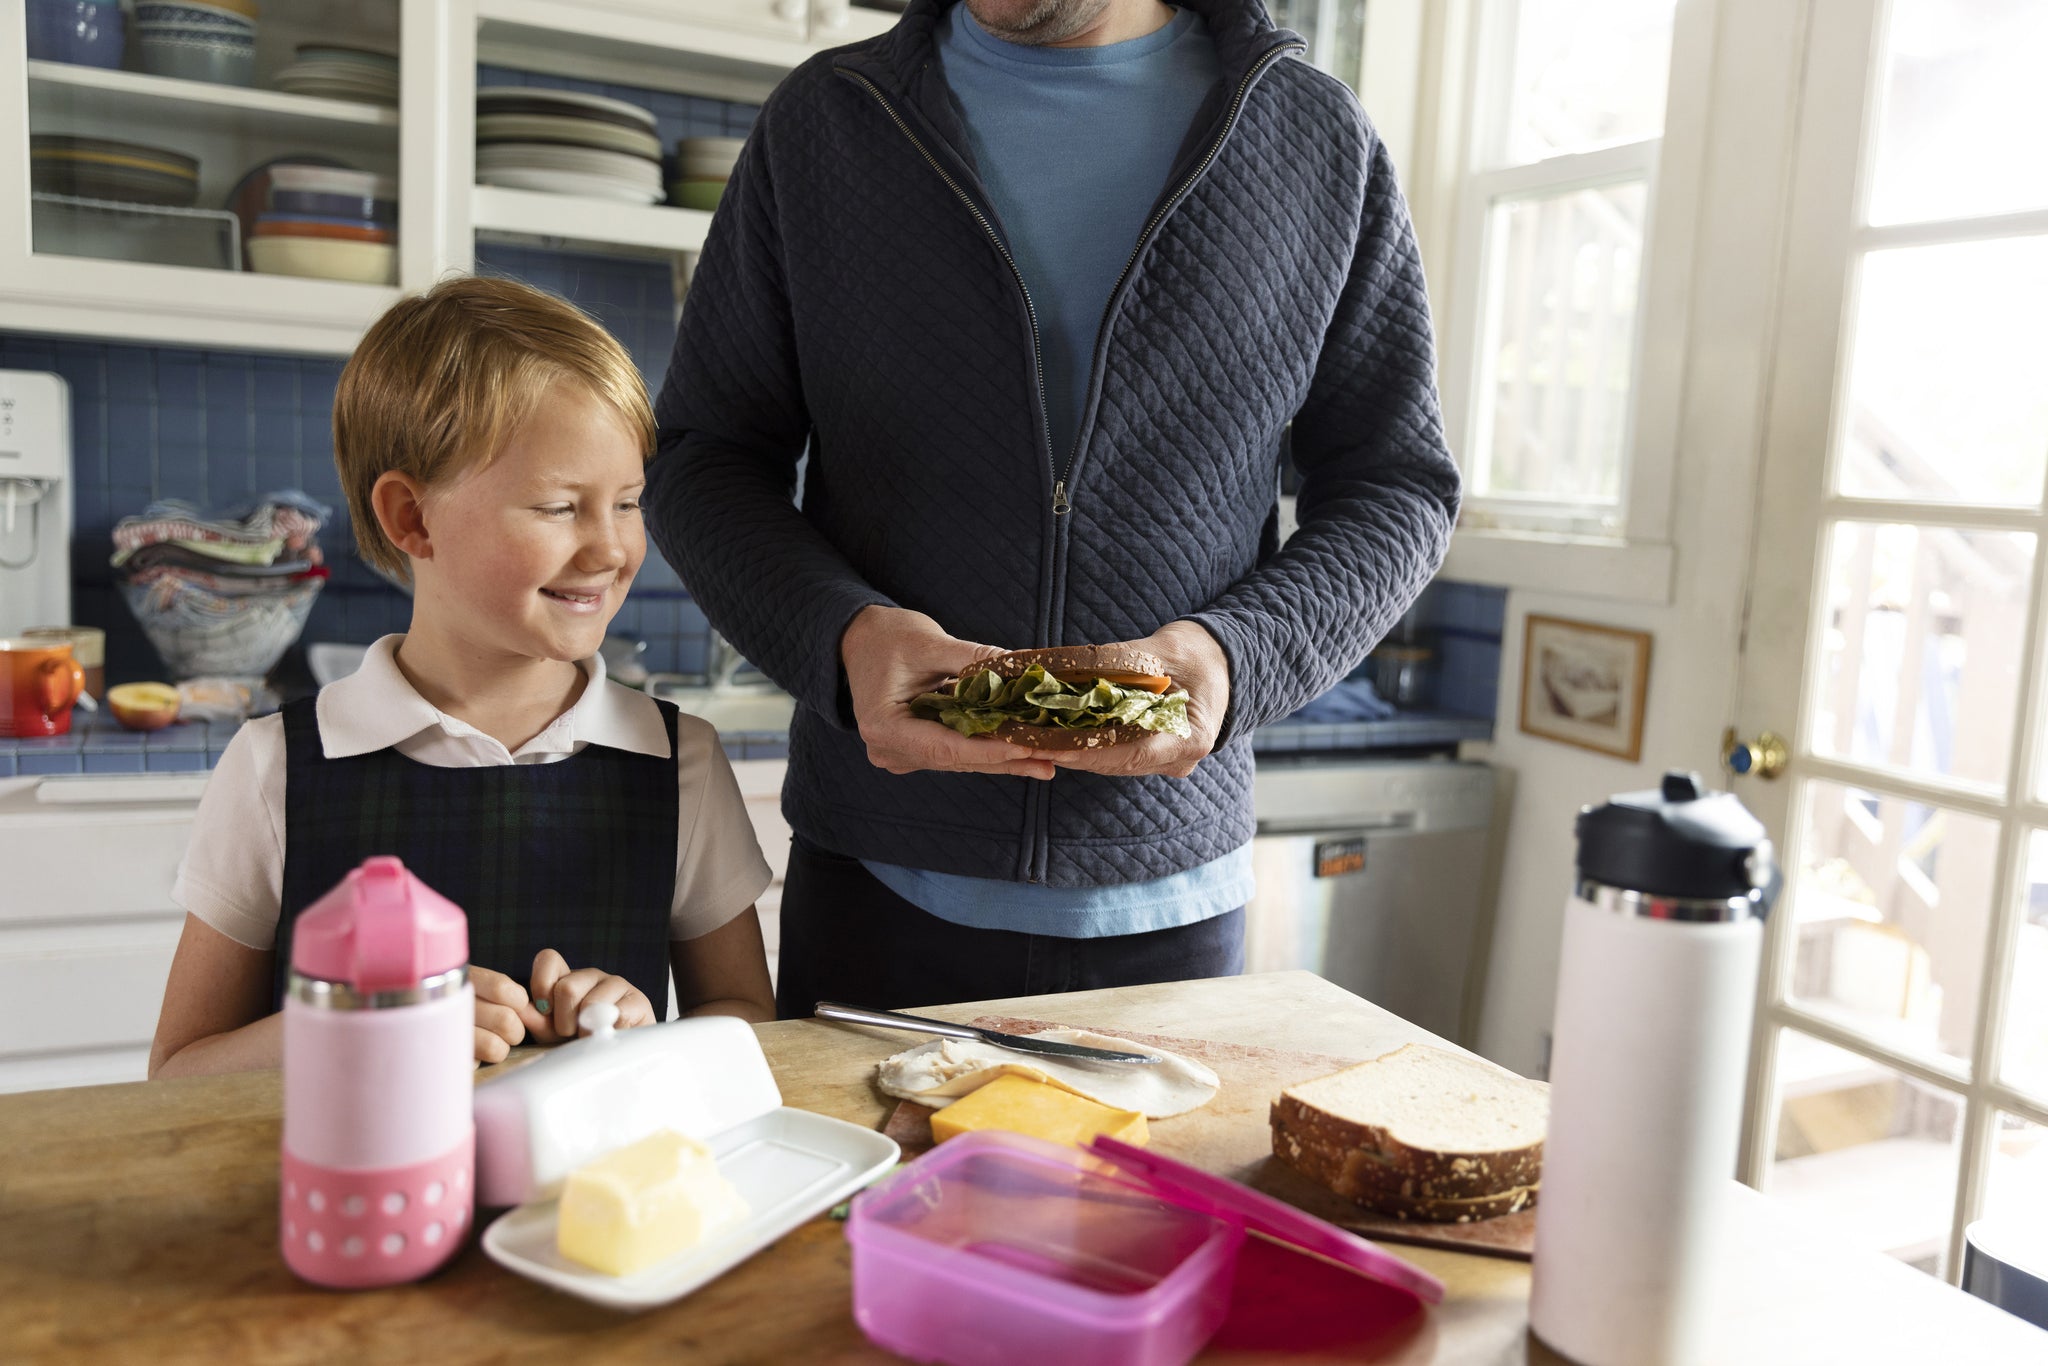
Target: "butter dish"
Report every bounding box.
[473,1006,783,1208]
[475,1004,899,1310]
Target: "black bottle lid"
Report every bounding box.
[1575,771,1770,900]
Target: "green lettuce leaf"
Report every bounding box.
[911,663,1191,740]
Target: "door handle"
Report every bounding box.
[1721,727,1788,780]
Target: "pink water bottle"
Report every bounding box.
[280,856,474,1288]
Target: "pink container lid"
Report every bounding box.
[290,855,468,992]
[1086,1135,1446,1306]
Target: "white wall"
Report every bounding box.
[1387,0,1817,1076]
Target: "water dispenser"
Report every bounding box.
[0,371,73,638]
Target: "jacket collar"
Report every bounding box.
[835,0,1301,99]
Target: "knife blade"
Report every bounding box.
[813,1001,1161,1064]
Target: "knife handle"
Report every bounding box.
[814,1001,982,1043]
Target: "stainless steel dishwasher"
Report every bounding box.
[1245,756,1500,1047]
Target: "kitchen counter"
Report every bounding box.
[0,708,1487,778]
[3,970,2033,1363]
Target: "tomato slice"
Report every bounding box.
[1051,670,1173,694]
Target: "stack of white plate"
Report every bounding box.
[273,44,399,105]
[474,87,662,204]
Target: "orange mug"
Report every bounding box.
[0,638,85,738]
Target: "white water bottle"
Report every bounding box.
[1530,771,1774,1366]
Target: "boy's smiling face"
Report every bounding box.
[413,380,647,665]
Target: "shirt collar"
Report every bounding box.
[316,634,671,761]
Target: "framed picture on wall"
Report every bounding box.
[1519,615,1653,761]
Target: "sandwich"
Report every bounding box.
[910,644,1192,750]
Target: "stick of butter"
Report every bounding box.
[929,1074,1149,1148]
[556,1128,749,1277]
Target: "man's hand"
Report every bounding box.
[841,605,1056,780]
[471,965,547,1065]
[1046,621,1231,779]
[523,949,657,1043]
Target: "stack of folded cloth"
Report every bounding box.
[112,491,331,680]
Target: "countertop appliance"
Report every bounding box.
[1245,755,1499,1048]
[0,371,72,638]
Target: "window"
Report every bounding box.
[1442,0,1680,541]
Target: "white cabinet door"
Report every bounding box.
[0,783,195,1093]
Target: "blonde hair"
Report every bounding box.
[334,274,656,578]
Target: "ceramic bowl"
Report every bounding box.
[266,188,395,222]
[670,178,725,211]
[266,164,395,199]
[251,214,394,244]
[247,235,396,284]
[137,27,255,86]
[25,0,125,68]
[134,2,256,33]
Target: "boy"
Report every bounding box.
[151,276,775,1077]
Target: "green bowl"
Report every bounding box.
[670,178,724,212]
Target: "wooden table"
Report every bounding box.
[1,971,2040,1364]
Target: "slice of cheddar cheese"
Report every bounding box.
[928,1073,1149,1148]
[556,1128,749,1277]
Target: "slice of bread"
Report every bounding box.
[1270,1043,1548,1215]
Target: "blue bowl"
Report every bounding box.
[138,31,254,86]
[254,212,390,229]
[267,189,397,223]
[26,0,125,69]
[133,3,256,34]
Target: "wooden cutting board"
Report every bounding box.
[879,1014,1536,1261]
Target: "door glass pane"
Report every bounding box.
[1985,1112,2048,1226]
[1788,782,1994,1068]
[1770,1030,1963,1277]
[1868,0,2048,226]
[1811,521,2033,789]
[1500,0,1678,165]
[1468,181,1646,524]
[2000,832,2048,1102]
[1836,239,2048,505]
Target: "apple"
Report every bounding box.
[107,682,181,732]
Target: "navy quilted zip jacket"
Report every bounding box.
[647,0,1460,888]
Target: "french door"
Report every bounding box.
[1731,0,2048,1282]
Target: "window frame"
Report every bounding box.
[1395,0,1719,604]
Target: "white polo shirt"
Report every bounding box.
[173,634,773,950]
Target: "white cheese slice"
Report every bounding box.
[876,1028,1220,1118]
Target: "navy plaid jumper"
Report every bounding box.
[273,696,680,1012]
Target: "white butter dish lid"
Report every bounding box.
[473,1005,782,1208]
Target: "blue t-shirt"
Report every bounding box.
[862,4,1250,939]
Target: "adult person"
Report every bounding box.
[646,0,1460,1017]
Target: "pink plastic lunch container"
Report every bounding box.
[845,1130,1443,1366]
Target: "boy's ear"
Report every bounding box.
[371,471,433,563]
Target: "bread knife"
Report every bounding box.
[814,1001,1161,1064]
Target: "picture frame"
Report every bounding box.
[1518,615,1653,761]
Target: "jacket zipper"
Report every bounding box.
[1052,39,1306,521]
[840,44,1301,883]
[837,70,1059,519]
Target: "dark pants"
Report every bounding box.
[774,835,1246,1020]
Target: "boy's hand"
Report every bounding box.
[525,948,657,1043]
[471,965,548,1064]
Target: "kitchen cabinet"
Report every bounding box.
[0,0,894,354]
[0,777,193,1094]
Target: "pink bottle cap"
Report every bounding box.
[290,856,468,992]
[1086,1135,1447,1305]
